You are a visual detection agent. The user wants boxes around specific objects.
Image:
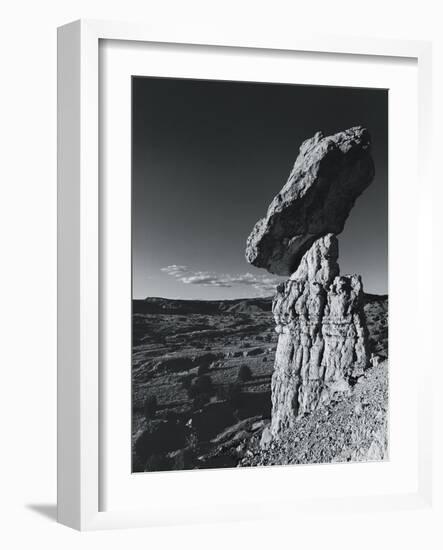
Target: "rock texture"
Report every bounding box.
[270,234,369,435]
[245,127,374,438]
[245,126,374,276]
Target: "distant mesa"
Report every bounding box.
[133,296,273,316]
[245,126,375,276]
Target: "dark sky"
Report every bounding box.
[132,77,388,300]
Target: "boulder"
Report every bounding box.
[245,126,375,276]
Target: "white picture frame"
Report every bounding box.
[57,19,433,531]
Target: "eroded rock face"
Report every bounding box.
[270,234,369,435]
[245,126,375,276]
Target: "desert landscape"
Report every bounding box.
[132,292,387,472]
[132,78,389,473]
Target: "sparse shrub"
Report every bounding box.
[217,382,243,407]
[180,373,193,390]
[238,364,252,382]
[143,394,158,420]
[187,374,213,399]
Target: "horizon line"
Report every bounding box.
[133,291,389,302]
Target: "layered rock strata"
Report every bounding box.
[245,127,374,437]
[270,234,368,435]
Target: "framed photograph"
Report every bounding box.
[57,19,433,530]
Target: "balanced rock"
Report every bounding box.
[270,234,369,435]
[245,126,375,276]
[245,127,374,438]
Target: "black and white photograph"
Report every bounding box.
[131,76,388,473]
[5,1,440,543]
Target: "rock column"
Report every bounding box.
[270,234,368,435]
[245,126,375,437]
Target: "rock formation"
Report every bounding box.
[270,233,368,434]
[246,126,374,276]
[245,126,374,437]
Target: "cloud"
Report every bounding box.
[182,273,232,287]
[160,265,284,295]
[160,265,190,277]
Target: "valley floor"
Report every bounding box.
[132,294,388,472]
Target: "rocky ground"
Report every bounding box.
[241,359,388,466]
[132,293,388,472]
